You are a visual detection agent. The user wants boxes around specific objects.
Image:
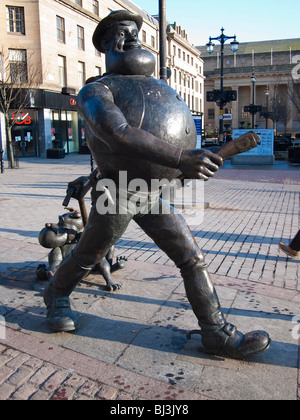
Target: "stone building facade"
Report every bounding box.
[166,22,204,115]
[198,38,300,138]
[0,0,204,159]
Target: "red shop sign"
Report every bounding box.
[12,112,32,125]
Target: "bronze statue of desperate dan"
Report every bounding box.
[43,10,270,359]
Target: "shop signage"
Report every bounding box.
[193,115,202,149]
[12,111,32,125]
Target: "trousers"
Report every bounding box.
[50,188,225,331]
[290,229,300,251]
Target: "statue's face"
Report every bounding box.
[103,21,156,76]
[109,21,141,53]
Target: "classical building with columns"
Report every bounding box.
[198,38,300,138]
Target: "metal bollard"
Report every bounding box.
[0,149,4,174]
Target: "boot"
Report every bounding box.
[43,252,91,332]
[43,282,78,332]
[182,263,271,359]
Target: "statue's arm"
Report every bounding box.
[77,82,182,169]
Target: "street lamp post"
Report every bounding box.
[206,28,239,142]
[244,69,262,129]
[251,69,256,129]
[158,0,167,81]
[265,87,269,129]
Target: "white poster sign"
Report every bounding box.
[232,129,274,155]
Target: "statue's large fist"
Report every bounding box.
[178,149,223,180]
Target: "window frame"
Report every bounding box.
[78,61,86,89]
[58,54,67,87]
[8,49,28,83]
[77,25,85,50]
[6,6,25,35]
[56,16,65,43]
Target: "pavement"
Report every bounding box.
[0,153,299,401]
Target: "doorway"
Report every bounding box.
[51,110,78,154]
[11,127,37,157]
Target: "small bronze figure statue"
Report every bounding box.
[43,10,270,359]
[36,208,84,281]
[37,172,126,291]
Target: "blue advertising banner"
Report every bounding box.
[193,115,202,149]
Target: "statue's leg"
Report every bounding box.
[135,199,271,359]
[44,205,132,332]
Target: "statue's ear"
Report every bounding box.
[100,26,115,53]
[100,35,108,52]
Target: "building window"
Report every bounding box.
[77,25,85,50]
[78,61,85,89]
[75,0,82,6]
[58,55,67,87]
[6,6,25,35]
[92,0,99,16]
[142,30,146,43]
[95,66,102,76]
[151,36,155,49]
[56,16,65,43]
[8,49,27,83]
[0,54,5,81]
[208,109,215,120]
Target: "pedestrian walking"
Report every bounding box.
[279,229,300,258]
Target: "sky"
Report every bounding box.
[134,0,300,46]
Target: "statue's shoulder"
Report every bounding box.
[97,74,175,95]
[84,73,115,89]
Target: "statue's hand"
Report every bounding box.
[179,149,223,181]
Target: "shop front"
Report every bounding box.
[50,109,79,155]
[8,89,86,159]
[43,90,81,156]
[10,109,39,157]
